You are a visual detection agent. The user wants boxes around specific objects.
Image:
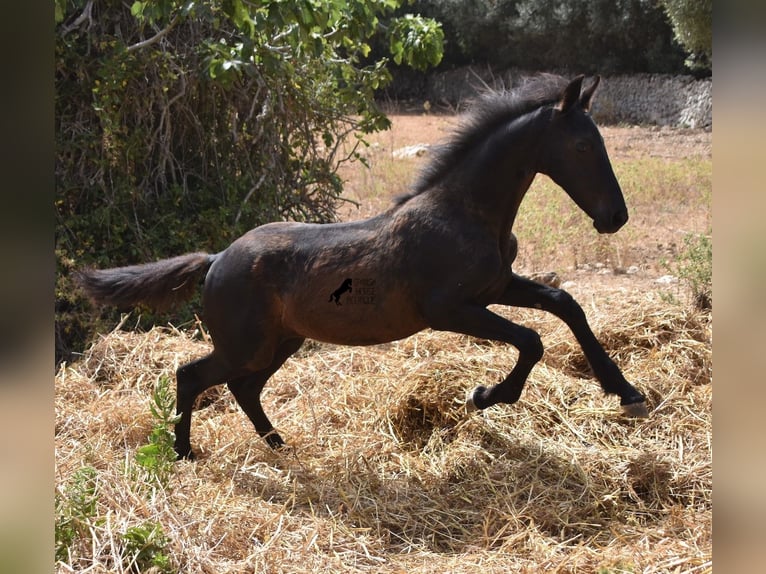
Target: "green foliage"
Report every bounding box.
[55,466,101,563]
[670,232,712,310]
[55,384,182,570]
[135,376,182,487]
[122,522,175,573]
[389,14,444,70]
[410,0,689,73]
[657,0,712,69]
[55,0,443,362]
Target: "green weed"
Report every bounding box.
[122,522,175,573]
[55,466,101,563]
[667,232,712,310]
[135,375,181,488]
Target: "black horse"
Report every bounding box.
[77,74,648,459]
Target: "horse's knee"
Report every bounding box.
[549,287,574,309]
[519,329,544,363]
[549,288,587,323]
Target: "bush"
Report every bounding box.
[410,0,690,74]
[55,0,443,364]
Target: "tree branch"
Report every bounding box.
[59,0,94,37]
[126,17,180,53]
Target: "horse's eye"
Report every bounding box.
[575,141,591,153]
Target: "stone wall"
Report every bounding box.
[590,74,711,129]
[387,67,712,130]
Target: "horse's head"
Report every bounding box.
[538,75,628,234]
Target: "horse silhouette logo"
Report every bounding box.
[328,278,353,305]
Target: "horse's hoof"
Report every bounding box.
[175,448,195,461]
[466,391,478,413]
[622,401,649,418]
[465,386,485,413]
[265,432,286,450]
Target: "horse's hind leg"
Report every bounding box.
[499,273,648,416]
[423,301,544,410]
[227,338,305,450]
[174,353,235,459]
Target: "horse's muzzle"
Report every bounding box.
[595,208,629,234]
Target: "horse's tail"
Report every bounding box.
[75,252,217,311]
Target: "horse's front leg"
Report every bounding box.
[422,301,544,409]
[498,273,648,417]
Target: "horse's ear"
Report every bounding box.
[579,75,601,112]
[556,75,585,113]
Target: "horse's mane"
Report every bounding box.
[398,74,570,203]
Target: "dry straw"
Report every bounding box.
[56,290,711,573]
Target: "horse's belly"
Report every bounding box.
[282,284,427,346]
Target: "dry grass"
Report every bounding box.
[56,119,712,573]
[56,292,711,573]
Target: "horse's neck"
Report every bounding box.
[448,109,548,235]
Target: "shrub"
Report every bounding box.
[674,232,712,310]
[55,0,443,364]
[410,0,690,73]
